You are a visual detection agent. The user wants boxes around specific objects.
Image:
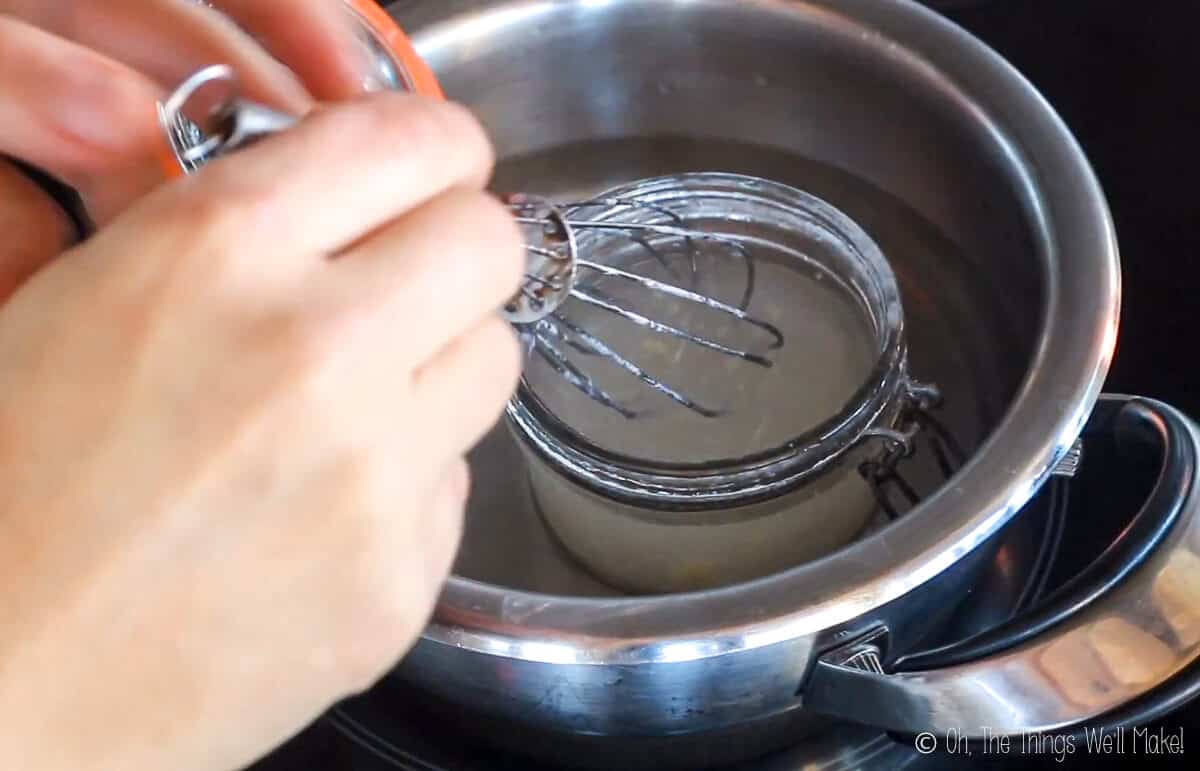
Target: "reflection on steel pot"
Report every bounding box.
[375,0,1200,761]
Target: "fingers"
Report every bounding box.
[0,16,160,174]
[410,317,523,460]
[212,0,378,100]
[2,0,313,113]
[327,188,525,365]
[334,455,467,695]
[0,160,76,302]
[0,16,164,223]
[0,0,421,234]
[0,0,377,226]
[168,94,496,263]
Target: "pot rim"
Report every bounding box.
[412,0,1120,664]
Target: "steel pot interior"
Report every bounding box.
[397,0,1118,650]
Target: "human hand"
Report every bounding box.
[0,0,397,300]
[0,93,523,771]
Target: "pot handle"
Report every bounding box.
[803,394,1200,738]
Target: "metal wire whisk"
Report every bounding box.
[502,194,785,418]
[158,66,786,419]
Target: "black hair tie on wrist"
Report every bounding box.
[2,155,94,243]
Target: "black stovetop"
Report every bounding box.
[251,1,1200,768]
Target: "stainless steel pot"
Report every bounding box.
[379,0,1200,755]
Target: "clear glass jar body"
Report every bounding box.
[508,173,913,595]
[521,437,882,594]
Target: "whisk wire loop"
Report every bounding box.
[508,195,788,419]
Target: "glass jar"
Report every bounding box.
[183,0,439,94]
[507,173,928,595]
[340,0,443,97]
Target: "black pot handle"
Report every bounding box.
[803,394,1200,738]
